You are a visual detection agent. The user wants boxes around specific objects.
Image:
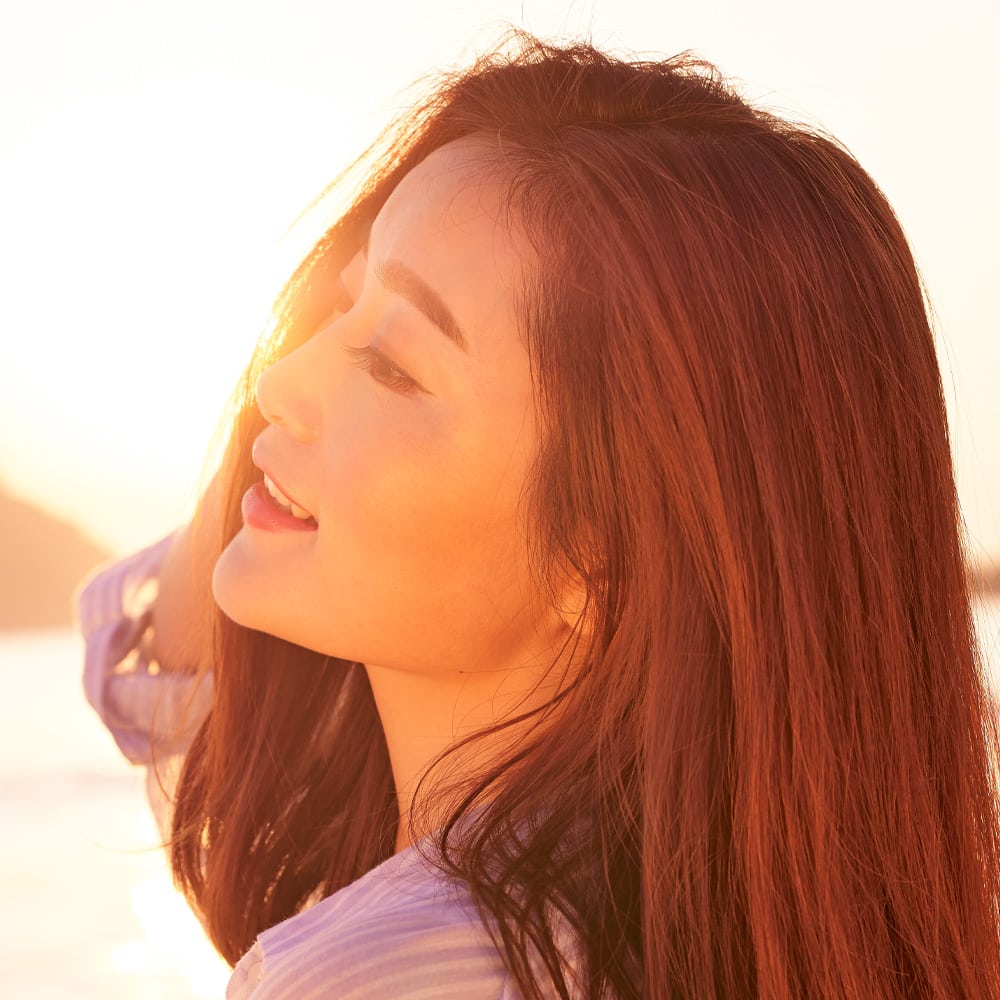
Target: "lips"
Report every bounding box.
[242,481,318,532]
[248,435,318,531]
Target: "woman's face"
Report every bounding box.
[213,137,565,676]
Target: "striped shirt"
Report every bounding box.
[75,537,542,998]
[226,836,520,999]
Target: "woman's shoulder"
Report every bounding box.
[226,840,521,1000]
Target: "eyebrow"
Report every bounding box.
[360,226,469,353]
[374,259,469,353]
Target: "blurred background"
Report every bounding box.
[1,0,997,996]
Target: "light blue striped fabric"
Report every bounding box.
[226,837,522,999]
[76,532,212,764]
[77,538,570,998]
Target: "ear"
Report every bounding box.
[552,564,600,643]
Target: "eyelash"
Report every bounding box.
[344,344,422,395]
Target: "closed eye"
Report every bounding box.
[344,344,425,396]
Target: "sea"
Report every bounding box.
[0,631,230,1000]
[2,602,999,999]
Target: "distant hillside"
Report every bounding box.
[0,487,111,629]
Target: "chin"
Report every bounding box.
[211,532,266,630]
[211,538,337,654]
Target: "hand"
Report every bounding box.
[149,465,229,674]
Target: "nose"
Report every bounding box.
[255,344,321,443]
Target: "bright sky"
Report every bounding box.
[2,0,998,559]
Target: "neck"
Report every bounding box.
[363,655,570,854]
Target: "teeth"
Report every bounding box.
[263,474,313,520]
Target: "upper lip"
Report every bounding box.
[252,437,316,520]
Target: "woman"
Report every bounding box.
[78,33,1000,999]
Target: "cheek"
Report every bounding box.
[316,404,532,602]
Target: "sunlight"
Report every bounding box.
[104,807,231,998]
[124,875,231,999]
[1,4,996,559]
[0,70,358,553]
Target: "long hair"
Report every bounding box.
[169,33,1000,998]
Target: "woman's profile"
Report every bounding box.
[77,32,1000,999]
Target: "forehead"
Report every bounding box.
[367,138,530,358]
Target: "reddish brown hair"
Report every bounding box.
[170,34,1000,998]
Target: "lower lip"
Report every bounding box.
[241,481,318,533]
